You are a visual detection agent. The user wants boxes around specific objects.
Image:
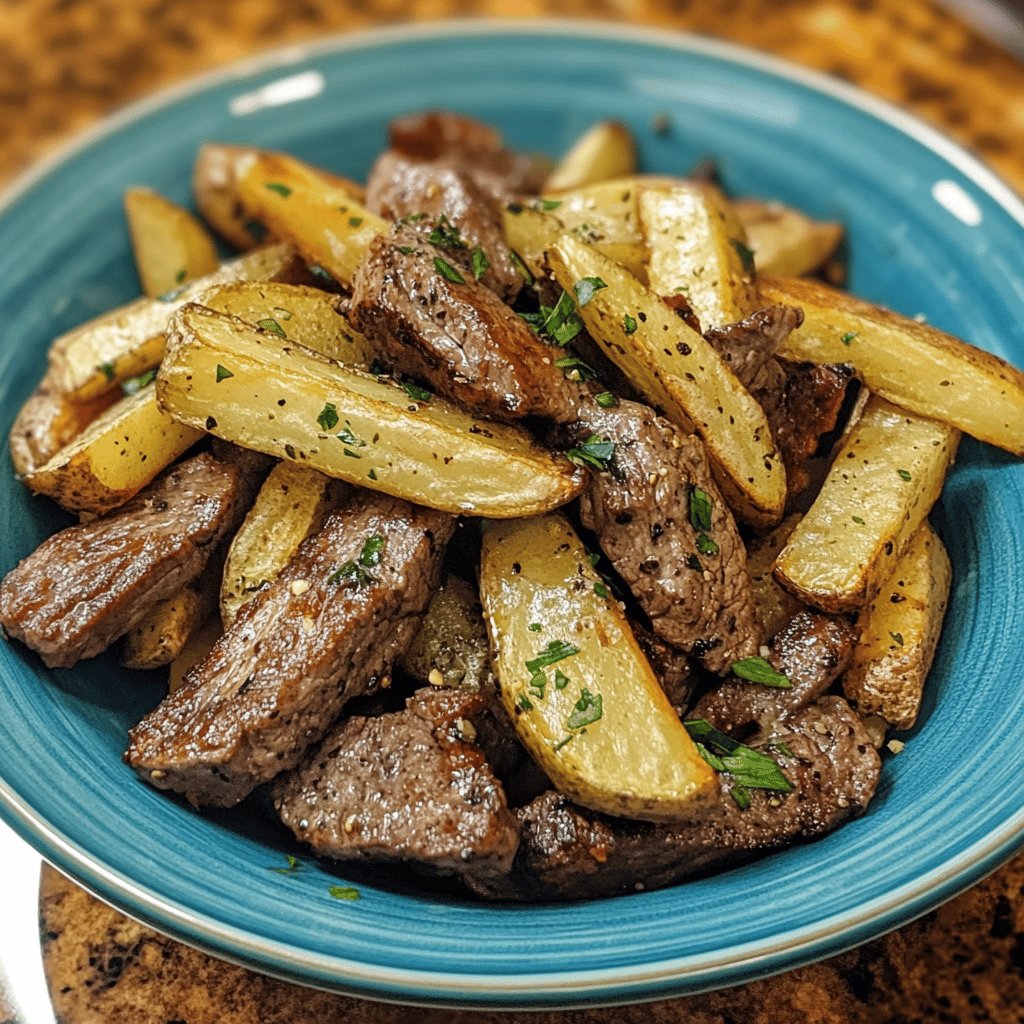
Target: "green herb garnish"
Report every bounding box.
[328,885,361,901]
[337,426,366,448]
[215,364,234,382]
[317,403,339,431]
[520,290,582,347]
[434,256,465,284]
[534,198,562,211]
[890,631,905,647]
[573,276,607,307]
[689,486,714,533]
[685,719,793,801]
[593,581,609,599]
[732,238,756,274]
[97,361,116,382]
[897,469,912,482]
[554,356,597,381]
[121,367,158,396]
[567,688,603,730]
[623,313,638,335]
[851,515,866,525]
[732,656,792,689]
[268,854,302,875]
[508,248,534,286]
[553,668,570,690]
[359,534,385,568]
[528,622,542,632]
[348,216,363,228]
[595,391,618,408]
[525,640,580,675]
[470,245,489,281]
[175,268,187,284]
[257,317,286,337]
[284,443,296,459]
[264,182,292,197]
[400,379,432,402]
[841,331,858,345]
[565,434,615,472]
[327,560,374,587]
[695,533,719,557]
[428,214,466,250]
[396,245,417,255]
[517,693,534,711]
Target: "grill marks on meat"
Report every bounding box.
[365,153,522,302]
[574,400,762,673]
[349,227,584,423]
[472,696,879,901]
[125,494,454,808]
[275,687,519,886]
[0,454,240,668]
[692,611,857,736]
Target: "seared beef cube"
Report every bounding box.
[0,453,240,668]
[125,494,453,807]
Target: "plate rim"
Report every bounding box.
[2,17,1024,1007]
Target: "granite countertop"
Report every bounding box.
[1,1,1023,1022]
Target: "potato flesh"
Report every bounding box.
[774,397,959,612]
[23,384,202,514]
[762,274,1024,456]
[733,200,843,278]
[549,234,785,527]
[545,121,637,192]
[48,243,307,402]
[237,155,386,288]
[843,523,951,730]
[480,514,714,821]
[640,183,759,329]
[746,513,806,639]
[158,304,583,518]
[220,462,338,626]
[122,588,205,670]
[124,187,219,298]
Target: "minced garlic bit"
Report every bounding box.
[290,579,310,596]
[456,718,477,742]
[759,645,771,658]
[428,668,445,687]
[301,615,316,635]
[343,814,358,834]
[887,739,906,754]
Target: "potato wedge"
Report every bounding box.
[746,513,806,639]
[23,384,203,514]
[193,143,366,251]
[200,281,376,368]
[124,187,219,298]
[773,397,959,613]
[480,513,715,821]
[843,523,951,730]
[545,121,637,192]
[236,154,386,287]
[9,374,117,477]
[400,576,493,692]
[639,183,759,328]
[48,243,308,402]
[733,200,843,278]
[220,462,341,626]
[167,618,222,693]
[158,304,583,518]
[548,234,785,527]
[762,274,1024,456]
[122,587,207,670]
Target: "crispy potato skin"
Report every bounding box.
[773,397,959,613]
[734,200,843,278]
[544,121,637,192]
[480,513,715,822]
[843,523,951,730]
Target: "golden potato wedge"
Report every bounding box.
[548,234,785,527]
[773,397,959,613]
[48,243,308,402]
[639,183,759,328]
[9,374,117,477]
[236,154,386,288]
[193,143,366,251]
[480,513,715,821]
[733,200,843,278]
[167,618,222,693]
[762,274,1024,456]
[843,523,951,730]
[124,187,219,298]
[158,304,583,518]
[545,121,637,192]
[400,576,493,692]
[746,513,806,639]
[22,384,203,514]
[220,462,341,626]
[122,588,206,670]
[199,281,376,368]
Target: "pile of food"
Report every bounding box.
[2,112,1021,901]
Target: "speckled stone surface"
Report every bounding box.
[2,1,1024,1021]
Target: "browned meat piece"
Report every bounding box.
[471,696,879,901]
[365,152,523,302]
[704,305,801,395]
[633,623,696,717]
[0,454,240,668]
[388,110,551,202]
[574,399,762,673]
[275,687,520,886]
[125,494,454,808]
[349,226,584,423]
[691,611,857,736]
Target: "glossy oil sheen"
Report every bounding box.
[0,23,1022,1009]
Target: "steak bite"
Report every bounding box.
[365,152,523,302]
[275,687,520,886]
[691,610,857,736]
[125,493,454,808]
[348,226,584,423]
[0,453,240,668]
[573,399,762,673]
[473,696,880,901]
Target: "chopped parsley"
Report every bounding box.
[215,364,234,382]
[593,581,609,599]
[520,290,582,347]
[595,391,618,408]
[517,693,535,711]
[841,331,858,346]
[731,238,756,274]
[685,718,793,805]
[268,854,302,875]
[396,245,418,255]
[533,198,562,211]
[554,355,597,381]
[348,216,363,228]
[897,468,912,482]
[525,640,580,675]
[264,182,292,197]
[175,268,187,284]
[508,248,534,286]
[623,313,638,335]
[573,276,607,307]
[528,622,542,632]
[553,668,570,690]
[317,402,339,431]
[695,533,719,557]
[566,688,603,730]
[257,317,286,337]
[367,468,378,481]
[565,434,615,472]
[397,211,427,224]
[552,734,575,752]
[686,553,703,572]
[328,885,361,901]
[732,656,792,689]
[359,534,385,568]
[689,486,714,533]
[327,560,374,587]
[400,379,432,402]
[851,515,866,525]
[470,245,489,281]
[121,367,158,396]
[428,214,466,250]
[434,256,465,284]
[890,631,905,647]
[97,361,116,382]
[337,427,366,451]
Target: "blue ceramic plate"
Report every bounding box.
[1,21,1023,1009]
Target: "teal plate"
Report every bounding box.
[1,21,1023,1009]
